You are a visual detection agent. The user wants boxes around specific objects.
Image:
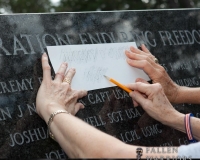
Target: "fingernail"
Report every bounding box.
[43,52,47,57]
[63,62,68,66]
[125,50,129,54]
[136,78,141,82]
[126,58,131,63]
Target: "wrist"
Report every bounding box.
[174,86,188,104]
[163,110,185,131]
[170,82,181,104]
[42,102,66,124]
[163,79,180,104]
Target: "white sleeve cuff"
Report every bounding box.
[178,142,200,158]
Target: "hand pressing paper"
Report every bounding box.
[47,42,150,91]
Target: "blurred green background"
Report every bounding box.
[0,0,199,14]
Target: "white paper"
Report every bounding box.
[47,42,150,91]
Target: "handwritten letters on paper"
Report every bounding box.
[47,42,150,91]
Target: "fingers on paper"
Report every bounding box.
[42,53,51,83]
[126,45,157,67]
[126,58,156,76]
[54,62,68,83]
[126,82,150,95]
[129,44,150,54]
[125,50,146,60]
[129,46,143,54]
[63,68,76,84]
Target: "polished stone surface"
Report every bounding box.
[0,9,200,159]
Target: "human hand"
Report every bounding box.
[127,82,178,125]
[36,53,87,123]
[125,44,180,103]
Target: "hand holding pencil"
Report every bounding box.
[104,75,132,93]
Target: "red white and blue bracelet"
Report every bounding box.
[184,113,197,143]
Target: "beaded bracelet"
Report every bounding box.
[184,113,197,143]
[47,110,71,141]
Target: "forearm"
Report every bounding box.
[45,105,178,158]
[175,86,200,104]
[50,113,129,158]
[166,111,200,140]
[42,103,137,158]
[50,113,179,158]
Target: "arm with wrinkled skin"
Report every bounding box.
[35,53,179,158]
[125,44,200,105]
[127,82,200,141]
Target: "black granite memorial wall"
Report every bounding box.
[0,9,200,159]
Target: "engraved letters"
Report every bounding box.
[9,127,48,147]
[159,30,200,46]
[0,30,200,57]
[0,78,33,94]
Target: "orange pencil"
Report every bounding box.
[104,75,132,93]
